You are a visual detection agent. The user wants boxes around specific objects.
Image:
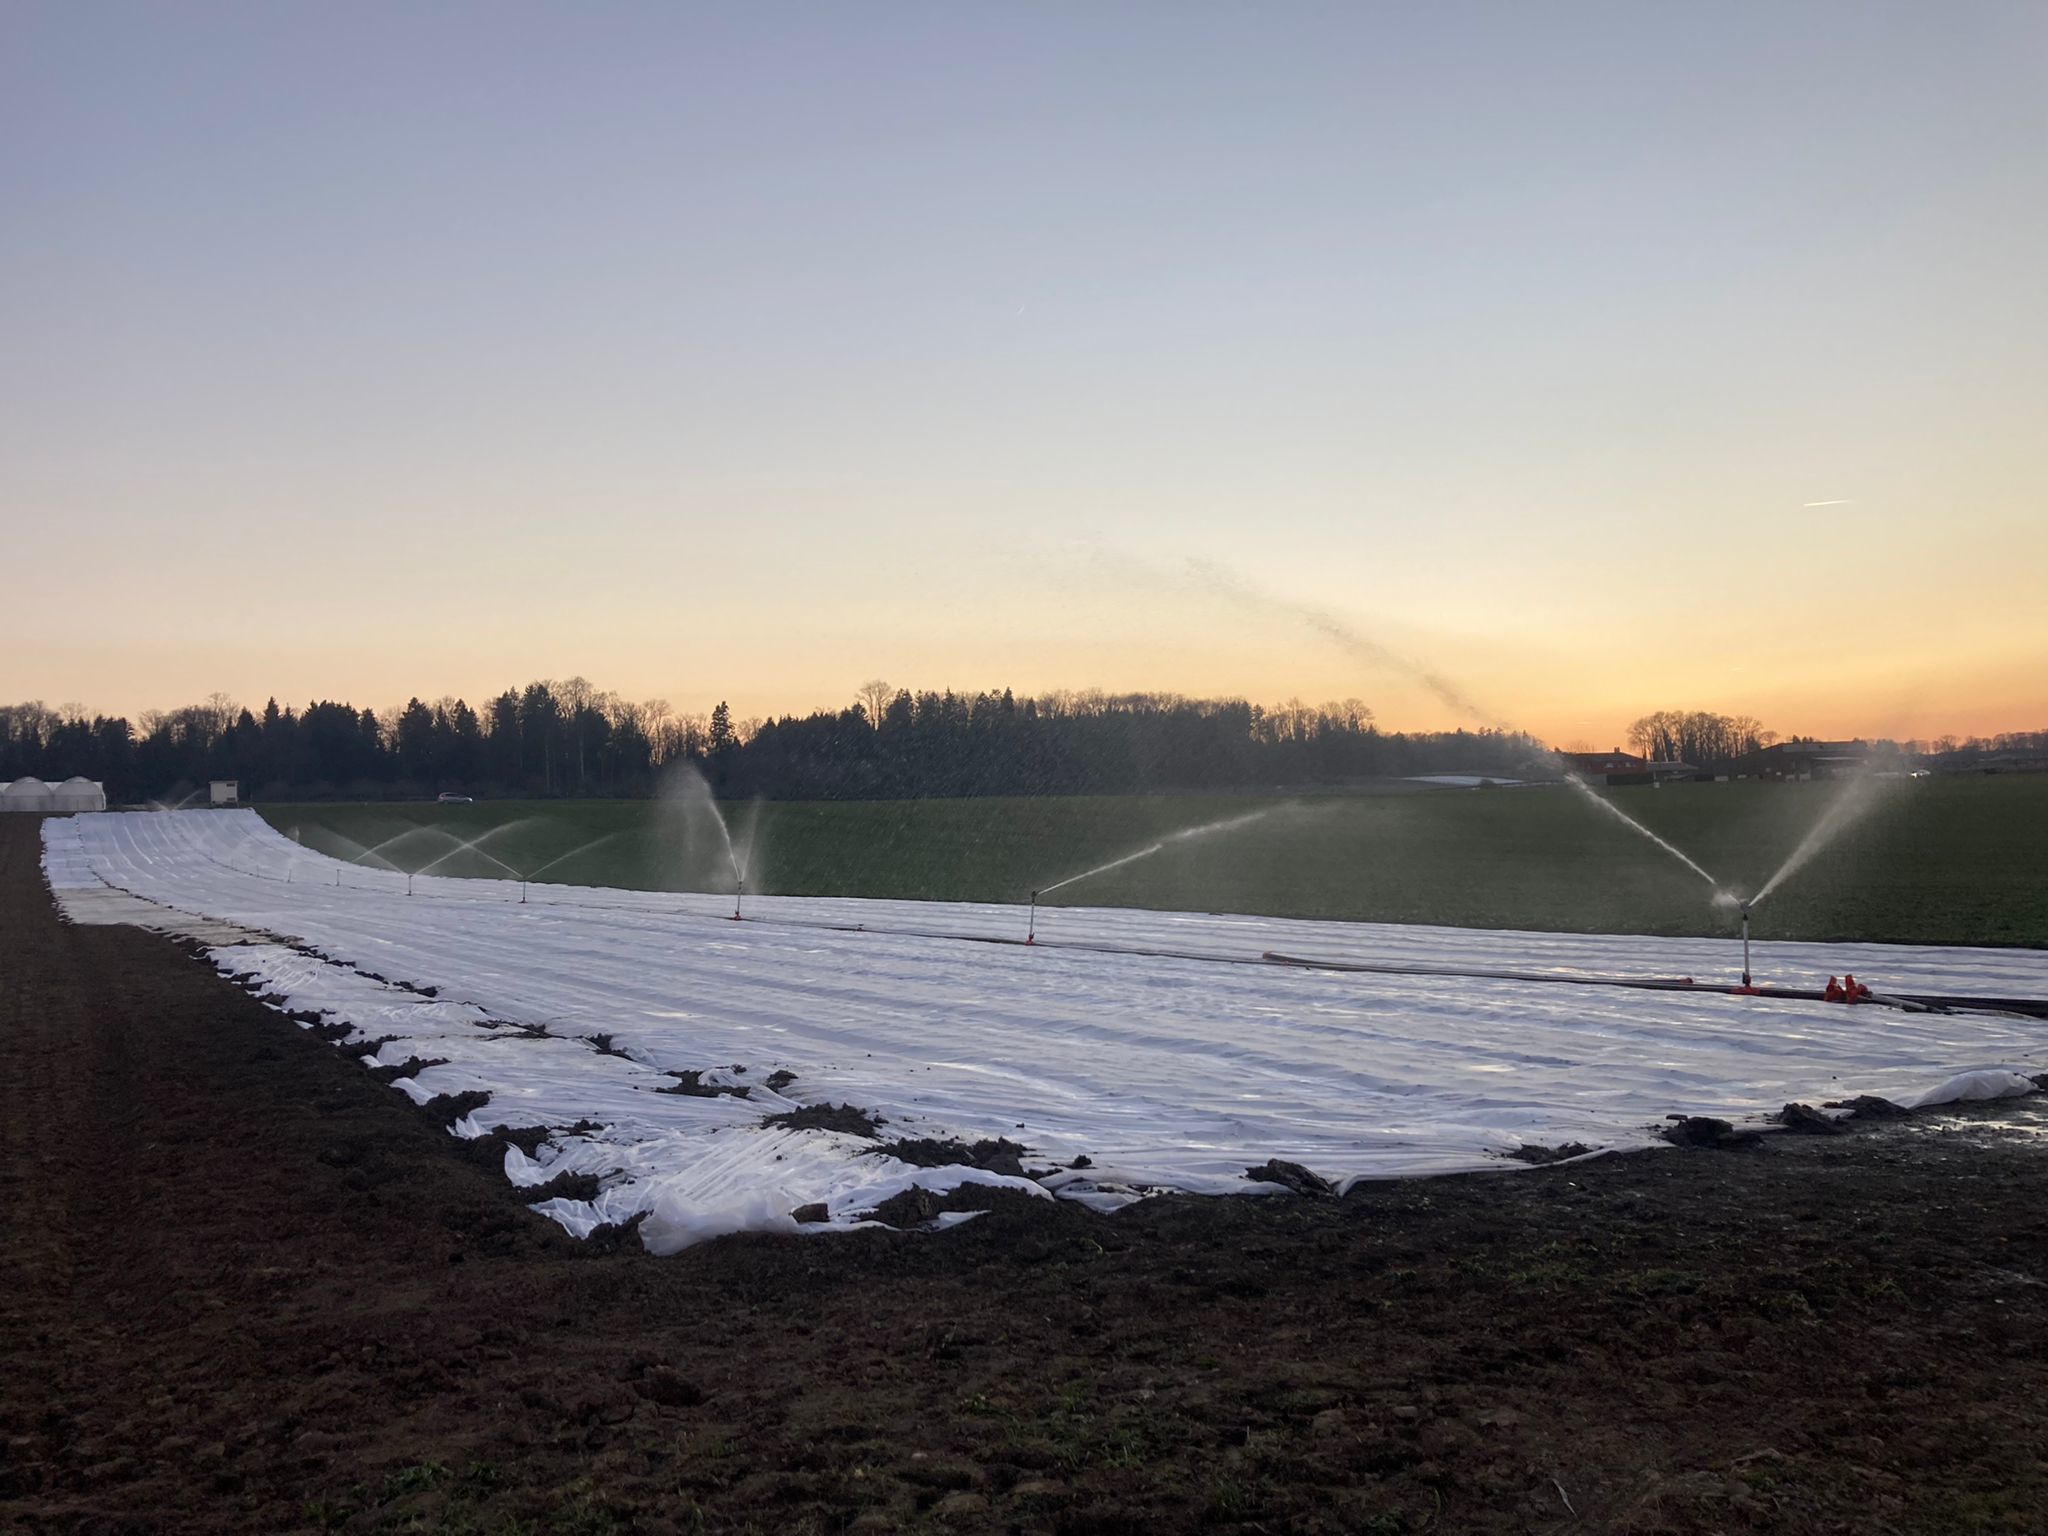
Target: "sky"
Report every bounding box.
[4,2,2045,746]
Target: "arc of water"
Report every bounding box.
[413,831,525,881]
[1749,772,1881,909]
[523,832,626,883]
[660,764,747,894]
[347,824,467,870]
[293,824,408,873]
[1038,805,1287,899]
[734,798,766,889]
[1190,559,1730,900]
[1039,842,1169,896]
[1554,769,1722,889]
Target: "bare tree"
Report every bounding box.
[856,679,892,728]
[203,691,239,739]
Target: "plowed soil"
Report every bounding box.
[3,816,2044,1536]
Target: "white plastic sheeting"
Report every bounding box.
[43,810,2047,1251]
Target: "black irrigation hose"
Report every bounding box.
[1259,951,2048,1021]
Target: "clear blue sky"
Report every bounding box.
[5,2,2044,741]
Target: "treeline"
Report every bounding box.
[0,682,1541,803]
[1921,729,2048,764]
[1624,710,1776,769]
[724,692,1535,799]
[1621,708,2048,772]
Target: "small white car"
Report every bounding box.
[436,792,474,804]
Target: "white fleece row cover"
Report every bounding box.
[43,810,2046,1253]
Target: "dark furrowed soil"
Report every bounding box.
[3,817,2046,1536]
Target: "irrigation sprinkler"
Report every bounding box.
[407,871,415,897]
[1027,890,1038,945]
[731,877,745,921]
[1738,902,1754,990]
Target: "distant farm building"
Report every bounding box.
[1747,741,1870,781]
[1558,749,1697,787]
[2,776,106,813]
[210,779,240,805]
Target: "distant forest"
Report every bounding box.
[7,683,2040,804]
[1,681,1545,803]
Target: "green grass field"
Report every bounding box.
[260,775,2048,948]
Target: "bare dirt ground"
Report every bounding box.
[3,815,2045,1536]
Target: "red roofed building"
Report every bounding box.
[1558,749,1698,787]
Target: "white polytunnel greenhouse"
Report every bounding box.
[51,777,107,812]
[1,776,104,813]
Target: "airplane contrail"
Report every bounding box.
[1802,499,1853,507]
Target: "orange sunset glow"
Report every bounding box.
[4,5,2044,748]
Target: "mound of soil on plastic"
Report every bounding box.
[762,1102,885,1137]
[5,817,2048,1536]
[519,1171,604,1205]
[876,1135,1029,1171]
[656,1069,751,1099]
[365,1055,447,1084]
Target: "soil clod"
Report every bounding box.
[366,1055,448,1085]
[1246,1158,1335,1196]
[419,1089,492,1123]
[1660,1115,1763,1149]
[523,1172,603,1205]
[1777,1102,1845,1135]
[871,1185,938,1226]
[1825,1094,1910,1119]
